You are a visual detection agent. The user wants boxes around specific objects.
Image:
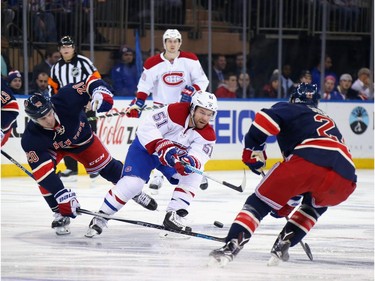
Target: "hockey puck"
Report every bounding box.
[213,221,224,228]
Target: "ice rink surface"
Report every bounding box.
[1,169,374,281]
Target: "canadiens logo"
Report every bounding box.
[71,67,80,77]
[349,106,368,135]
[162,72,184,86]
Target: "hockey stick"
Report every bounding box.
[1,150,34,178]
[87,106,156,121]
[183,163,246,193]
[77,208,226,243]
[261,171,313,261]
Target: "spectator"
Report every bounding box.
[110,45,138,97]
[211,54,227,92]
[31,46,61,89]
[288,70,313,96]
[1,35,12,78]
[31,72,50,98]
[7,70,24,95]
[215,72,237,98]
[311,55,338,92]
[336,73,364,100]
[229,52,253,79]
[322,75,343,100]
[236,72,255,99]
[351,67,373,100]
[279,64,294,97]
[260,73,283,98]
[29,0,58,42]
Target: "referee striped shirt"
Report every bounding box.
[48,54,101,94]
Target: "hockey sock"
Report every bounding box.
[99,176,145,214]
[39,185,59,212]
[227,193,272,243]
[287,203,327,247]
[99,158,123,184]
[166,186,195,212]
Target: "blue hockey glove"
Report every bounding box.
[125,97,146,118]
[91,86,114,113]
[155,139,178,167]
[177,154,202,176]
[180,85,195,103]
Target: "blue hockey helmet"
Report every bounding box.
[24,94,54,121]
[289,83,320,107]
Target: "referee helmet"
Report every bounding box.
[58,36,75,48]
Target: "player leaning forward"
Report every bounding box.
[86,91,218,237]
[209,83,357,266]
[21,76,156,235]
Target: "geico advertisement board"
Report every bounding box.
[2,97,373,166]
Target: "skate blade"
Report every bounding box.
[207,256,230,267]
[158,231,191,240]
[54,226,71,235]
[84,228,99,238]
[267,254,281,266]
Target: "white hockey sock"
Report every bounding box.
[166,186,195,212]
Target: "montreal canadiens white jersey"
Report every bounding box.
[137,51,209,105]
[137,102,216,168]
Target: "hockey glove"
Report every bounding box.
[242,146,267,175]
[125,97,146,118]
[180,85,195,103]
[54,188,81,218]
[271,195,303,218]
[176,154,202,176]
[155,139,178,167]
[91,86,114,113]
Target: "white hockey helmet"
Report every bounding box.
[190,91,218,120]
[163,29,182,49]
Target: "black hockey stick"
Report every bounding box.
[261,171,313,261]
[1,150,34,178]
[87,105,158,121]
[183,163,246,192]
[78,208,226,243]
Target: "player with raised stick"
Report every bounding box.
[208,83,357,267]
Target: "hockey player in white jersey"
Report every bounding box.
[126,28,210,192]
[86,91,217,237]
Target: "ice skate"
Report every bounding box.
[267,230,293,266]
[163,209,192,232]
[58,169,78,182]
[133,192,158,210]
[85,213,108,238]
[51,213,71,235]
[208,239,243,267]
[149,174,164,195]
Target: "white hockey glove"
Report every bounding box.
[91,86,114,113]
[54,188,81,218]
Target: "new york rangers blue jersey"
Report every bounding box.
[21,80,105,194]
[245,102,356,182]
[1,78,19,134]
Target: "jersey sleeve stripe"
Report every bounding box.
[253,111,280,136]
[32,159,55,182]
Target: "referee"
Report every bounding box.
[49,35,101,181]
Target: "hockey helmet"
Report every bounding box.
[58,35,75,48]
[289,83,320,107]
[24,94,54,121]
[190,91,218,120]
[163,29,182,49]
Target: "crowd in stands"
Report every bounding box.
[1,36,373,101]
